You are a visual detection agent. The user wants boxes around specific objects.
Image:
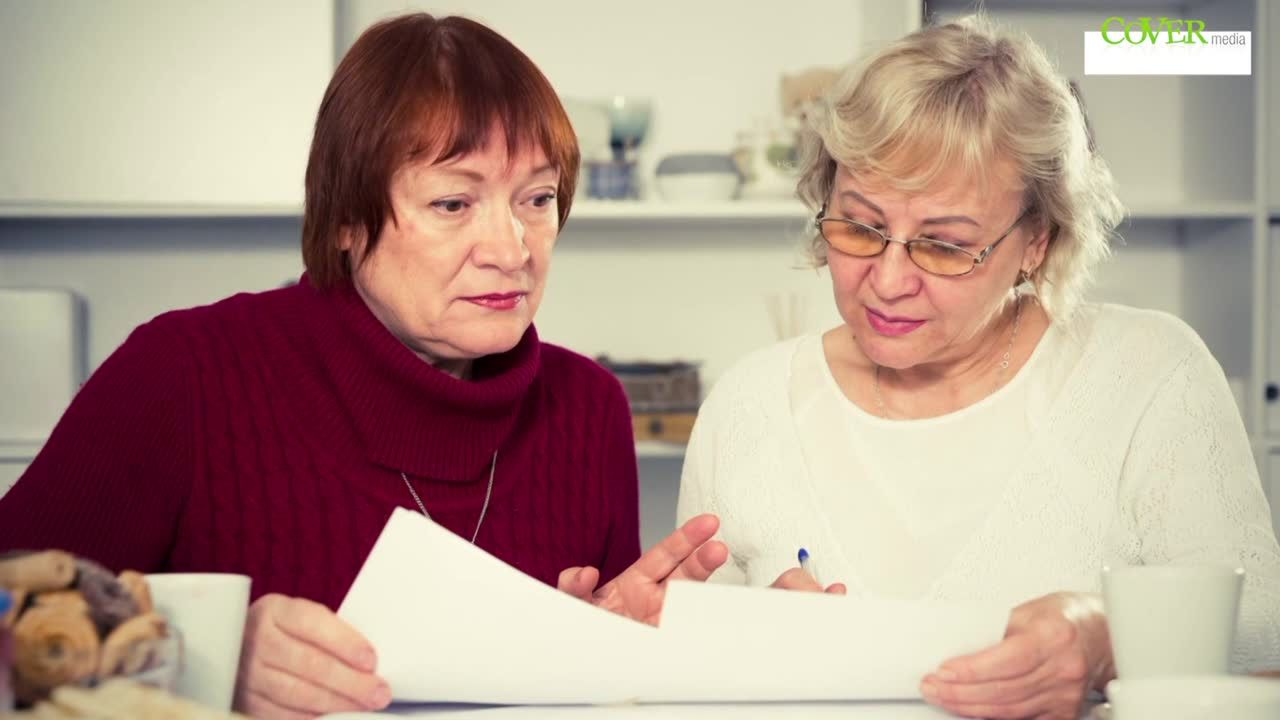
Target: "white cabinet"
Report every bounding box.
[0,1,333,212]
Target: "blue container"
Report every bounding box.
[586,160,638,200]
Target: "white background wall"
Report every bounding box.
[0,1,331,207]
[344,0,878,182]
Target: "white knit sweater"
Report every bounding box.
[677,303,1280,671]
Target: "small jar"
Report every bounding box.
[0,589,13,712]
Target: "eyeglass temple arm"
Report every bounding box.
[814,203,828,227]
[975,207,1033,264]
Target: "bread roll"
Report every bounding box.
[12,605,100,703]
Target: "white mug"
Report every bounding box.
[1101,564,1243,678]
[1106,675,1280,720]
[146,573,251,710]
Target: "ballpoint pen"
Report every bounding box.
[798,547,820,585]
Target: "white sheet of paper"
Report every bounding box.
[339,509,1006,705]
[338,508,659,704]
[654,581,1007,702]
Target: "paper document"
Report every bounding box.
[339,509,1006,705]
[326,696,1116,720]
[339,508,657,704]
[655,582,1005,702]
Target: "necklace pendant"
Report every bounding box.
[399,450,498,545]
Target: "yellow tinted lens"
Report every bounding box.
[908,241,975,275]
[820,220,884,257]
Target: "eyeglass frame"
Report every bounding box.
[813,204,1033,277]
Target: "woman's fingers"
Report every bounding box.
[769,570,847,594]
[921,658,1053,708]
[769,568,824,592]
[926,671,1085,717]
[272,596,378,672]
[242,663,373,717]
[667,539,729,583]
[926,694,1059,720]
[557,566,600,601]
[237,689,319,720]
[923,595,1096,720]
[623,514,721,584]
[260,628,391,710]
[935,631,1044,683]
[236,594,391,716]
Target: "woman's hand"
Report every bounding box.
[556,513,729,625]
[769,568,847,595]
[234,594,392,719]
[920,592,1114,719]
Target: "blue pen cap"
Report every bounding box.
[798,548,810,564]
[0,589,10,615]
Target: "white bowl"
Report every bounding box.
[1105,675,1280,720]
[654,172,740,203]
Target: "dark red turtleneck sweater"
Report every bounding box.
[0,278,641,610]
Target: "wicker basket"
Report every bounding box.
[596,357,701,413]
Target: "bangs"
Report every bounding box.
[396,22,577,191]
[826,51,1014,198]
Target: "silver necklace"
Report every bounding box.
[873,295,1025,419]
[400,450,497,544]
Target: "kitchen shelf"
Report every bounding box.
[1124,201,1256,221]
[635,441,687,459]
[0,200,808,223]
[571,200,808,222]
[572,199,1259,223]
[0,203,304,219]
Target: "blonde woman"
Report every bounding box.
[676,15,1280,719]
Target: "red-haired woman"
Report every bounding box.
[0,14,726,718]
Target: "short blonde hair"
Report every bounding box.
[796,14,1124,320]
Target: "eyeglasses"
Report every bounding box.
[814,206,1031,277]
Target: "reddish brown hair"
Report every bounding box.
[302,13,580,288]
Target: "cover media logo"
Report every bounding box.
[1085,16,1252,75]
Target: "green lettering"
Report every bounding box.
[1101,16,1126,44]
[1186,19,1208,44]
[1122,17,1158,45]
[1139,17,1162,44]
[1100,14,1203,46]
[1164,18,1188,44]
